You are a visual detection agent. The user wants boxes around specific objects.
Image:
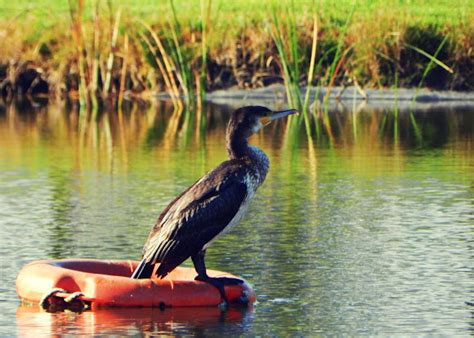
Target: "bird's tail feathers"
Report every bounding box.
[155,259,184,279]
[131,259,154,279]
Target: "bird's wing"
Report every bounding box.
[142,163,249,277]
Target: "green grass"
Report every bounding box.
[1,0,471,52]
[1,0,470,25]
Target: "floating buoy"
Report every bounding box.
[16,259,255,310]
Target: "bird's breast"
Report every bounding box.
[247,145,269,185]
[203,172,259,249]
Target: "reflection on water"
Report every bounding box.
[16,305,253,336]
[0,98,473,335]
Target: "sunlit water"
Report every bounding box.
[0,99,473,335]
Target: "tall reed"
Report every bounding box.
[199,0,212,104]
[406,36,453,103]
[269,1,302,110]
[270,1,356,108]
[103,5,122,97]
[322,3,355,104]
[169,0,192,103]
[67,0,89,108]
[66,0,128,109]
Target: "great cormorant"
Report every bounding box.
[131,105,297,301]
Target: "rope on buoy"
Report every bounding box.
[64,292,84,303]
[39,289,87,311]
[39,288,66,309]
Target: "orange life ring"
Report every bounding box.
[16,259,256,309]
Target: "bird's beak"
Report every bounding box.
[260,109,298,126]
[270,109,298,121]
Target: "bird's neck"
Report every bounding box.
[226,129,251,159]
[226,131,269,183]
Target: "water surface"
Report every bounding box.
[0,99,473,335]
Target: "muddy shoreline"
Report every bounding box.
[2,63,474,112]
[204,84,474,110]
[1,63,474,108]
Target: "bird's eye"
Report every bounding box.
[260,116,271,126]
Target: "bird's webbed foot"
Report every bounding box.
[195,275,245,307]
[192,251,247,307]
[210,276,244,285]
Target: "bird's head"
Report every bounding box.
[227,106,298,139]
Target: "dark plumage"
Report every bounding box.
[131,105,297,301]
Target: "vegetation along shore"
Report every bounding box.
[0,0,472,106]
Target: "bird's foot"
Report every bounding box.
[195,275,245,306]
[212,276,244,285]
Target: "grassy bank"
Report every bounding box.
[0,0,472,104]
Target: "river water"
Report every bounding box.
[0,99,473,335]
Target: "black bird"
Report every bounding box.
[131,106,297,300]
